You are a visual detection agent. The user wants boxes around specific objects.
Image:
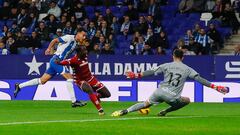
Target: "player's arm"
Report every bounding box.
[45,35,69,55]
[190,72,229,94]
[56,59,71,65]
[45,38,59,55]
[55,57,77,66]
[125,65,164,79]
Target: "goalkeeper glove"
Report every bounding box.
[210,84,229,94]
[125,71,142,79]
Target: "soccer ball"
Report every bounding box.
[138,108,150,115]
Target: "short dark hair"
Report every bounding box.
[75,45,86,53]
[173,49,184,59]
[76,28,86,33]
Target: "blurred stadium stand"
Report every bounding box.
[0,0,239,56]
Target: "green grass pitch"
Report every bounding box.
[0,101,240,135]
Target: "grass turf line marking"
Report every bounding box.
[0,116,210,126]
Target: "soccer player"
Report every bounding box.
[56,45,111,115]
[14,28,87,108]
[112,49,229,117]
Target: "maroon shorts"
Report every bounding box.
[76,76,104,92]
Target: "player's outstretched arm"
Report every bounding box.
[59,60,70,65]
[194,75,229,94]
[55,56,78,66]
[125,70,156,79]
[125,71,142,79]
[125,65,164,79]
[55,59,71,66]
[45,38,59,55]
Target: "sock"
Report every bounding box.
[89,93,102,111]
[165,103,188,113]
[19,78,41,89]
[66,79,77,103]
[127,102,148,113]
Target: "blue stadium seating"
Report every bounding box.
[34,49,45,55]
[41,41,50,49]
[120,6,128,14]
[208,20,222,27]
[117,41,130,49]
[0,1,233,55]
[0,0,3,7]
[109,6,120,13]
[168,0,181,5]
[6,20,13,28]
[114,48,124,55]
[188,13,201,20]
[84,6,94,16]
[96,6,107,15]
[17,48,32,55]
[218,27,232,39]
[113,12,123,19]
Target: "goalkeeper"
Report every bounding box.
[112,49,229,117]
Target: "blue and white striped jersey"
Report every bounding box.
[54,35,77,60]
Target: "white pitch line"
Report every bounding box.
[0,116,208,126]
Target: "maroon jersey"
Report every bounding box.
[60,55,93,81]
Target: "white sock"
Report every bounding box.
[19,78,41,89]
[66,79,77,103]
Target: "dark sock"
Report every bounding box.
[165,103,188,113]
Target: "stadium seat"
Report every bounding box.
[17,48,33,55]
[175,13,189,19]
[161,20,170,27]
[0,0,3,6]
[208,20,222,27]
[42,41,50,49]
[165,49,173,55]
[0,20,5,28]
[109,6,120,13]
[95,6,107,15]
[161,5,178,14]
[131,20,138,26]
[114,49,124,55]
[116,0,124,3]
[116,35,126,41]
[113,12,123,19]
[139,13,148,17]
[84,6,94,14]
[34,49,45,55]
[6,20,13,27]
[218,27,232,39]
[168,0,181,5]
[117,41,130,49]
[120,6,128,14]
[188,13,201,20]
[162,14,173,20]
[87,13,95,20]
[165,28,175,35]
[26,27,34,35]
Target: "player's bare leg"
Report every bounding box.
[14,73,52,98]
[111,101,152,117]
[62,73,86,107]
[80,81,104,115]
[96,87,111,102]
[158,96,190,116]
[97,87,111,98]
